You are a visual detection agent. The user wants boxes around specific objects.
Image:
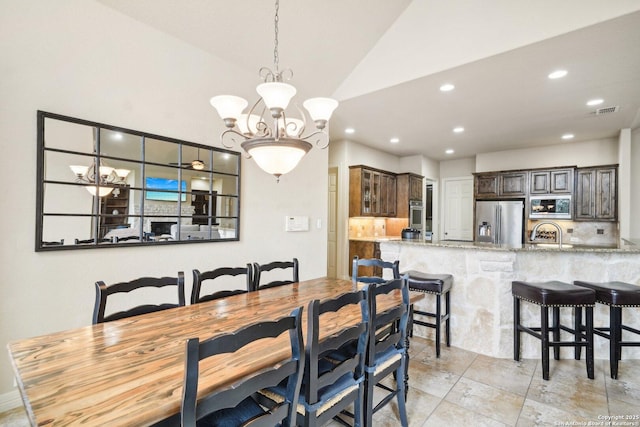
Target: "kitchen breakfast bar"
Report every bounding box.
[379,239,640,360]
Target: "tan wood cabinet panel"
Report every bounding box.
[349,166,397,217]
[348,240,380,276]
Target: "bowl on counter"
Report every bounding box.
[401,228,422,240]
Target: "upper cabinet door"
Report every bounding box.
[529,168,574,194]
[499,172,527,197]
[574,166,617,221]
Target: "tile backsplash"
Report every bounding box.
[527,220,618,246]
[349,217,409,238]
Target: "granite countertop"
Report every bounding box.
[349,236,403,242]
[383,238,640,253]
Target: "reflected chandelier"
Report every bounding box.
[209,0,338,182]
[69,160,130,197]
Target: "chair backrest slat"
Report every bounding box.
[253,258,299,291]
[352,256,400,284]
[191,264,253,304]
[92,272,185,324]
[366,276,410,367]
[181,307,304,427]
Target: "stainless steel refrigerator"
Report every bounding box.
[475,200,524,247]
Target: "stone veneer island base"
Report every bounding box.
[380,240,640,360]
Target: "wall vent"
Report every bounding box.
[591,106,619,115]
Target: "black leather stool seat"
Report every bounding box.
[403,270,453,358]
[512,280,595,380]
[512,281,595,307]
[573,281,640,379]
[573,281,640,306]
[404,271,452,294]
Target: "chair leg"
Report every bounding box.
[354,383,364,427]
[586,306,594,380]
[541,305,550,380]
[364,377,374,427]
[396,359,409,427]
[514,297,521,361]
[552,307,560,360]
[435,294,442,358]
[409,305,414,338]
[610,306,620,379]
[445,291,451,347]
[616,307,623,361]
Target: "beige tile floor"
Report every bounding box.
[1,336,639,426]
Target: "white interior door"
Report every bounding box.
[327,168,338,278]
[442,177,474,241]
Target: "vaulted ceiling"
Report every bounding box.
[98,0,640,160]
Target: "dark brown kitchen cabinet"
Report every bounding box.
[349,166,396,217]
[348,240,381,276]
[574,165,617,221]
[396,173,424,217]
[529,168,574,194]
[474,171,526,198]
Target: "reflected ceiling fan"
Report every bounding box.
[170,148,205,170]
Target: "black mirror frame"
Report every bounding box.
[35,111,241,251]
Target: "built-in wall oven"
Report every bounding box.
[409,200,423,231]
[529,195,572,219]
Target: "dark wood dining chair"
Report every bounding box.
[191,265,253,304]
[259,289,369,427]
[363,276,410,427]
[181,307,304,427]
[352,256,400,284]
[253,258,299,291]
[92,272,185,324]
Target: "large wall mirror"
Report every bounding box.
[36,111,241,251]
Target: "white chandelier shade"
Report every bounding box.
[256,82,297,112]
[241,138,312,177]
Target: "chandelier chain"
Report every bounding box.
[273,0,280,75]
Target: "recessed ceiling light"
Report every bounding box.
[445,149,455,154]
[453,126,465,133]
[390,138,400,144]
[562,133,574,140]
[440,83,455,92]
[548,69,568,79]
[586,98,604,106]
[345,127,355,134]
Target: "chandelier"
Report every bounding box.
[209,0,338,182]
[69,160,130,197]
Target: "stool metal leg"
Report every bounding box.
[435,293,442,358]
[574,307,583,360]
[610,306,620,379]
[445,291,451,347]
[586,306,594,379]
[541,305,550,380]
[513,297,521,361]
[552,307,560,360]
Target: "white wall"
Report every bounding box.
[632,128,640,238]
[475,138,618,172]
[0,0,328,401]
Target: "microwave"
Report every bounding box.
[529,195,572,219]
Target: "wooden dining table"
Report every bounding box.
[7,277,423,426]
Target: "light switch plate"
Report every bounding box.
[285,216,309,232]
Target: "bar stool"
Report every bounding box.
[402,270,452,358]
[512,280,596,380]
[573,281,640,379]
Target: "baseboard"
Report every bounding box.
[0,389,22,413]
